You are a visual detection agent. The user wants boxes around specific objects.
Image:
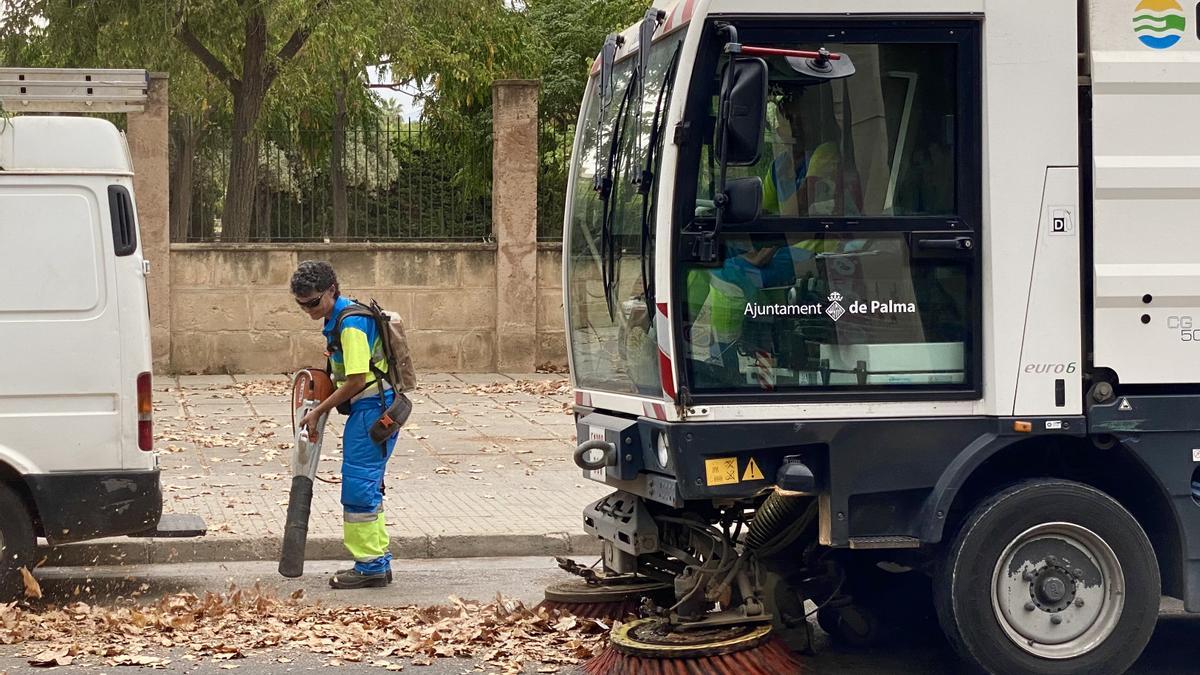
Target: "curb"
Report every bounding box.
[37,533,601,567]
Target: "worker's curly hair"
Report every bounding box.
[290,260,340,298]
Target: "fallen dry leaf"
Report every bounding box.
[19,567,41,599]
[462,379,570,397]
[28,646,72,667]
[110,654,169,667]
[0,585,607,674]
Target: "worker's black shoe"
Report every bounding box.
[333,567,393,582]
[329,568,391,589]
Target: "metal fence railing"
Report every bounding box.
[171,115,577,244]
[538,119,573,242]
[172,118,493,243]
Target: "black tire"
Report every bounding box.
[934,480,1159,675]
[0,483,35,601]
[816,604,881,648]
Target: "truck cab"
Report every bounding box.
[562,1,1200,672]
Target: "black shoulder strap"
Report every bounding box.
[327,302,371,353]
[327,300,394,406]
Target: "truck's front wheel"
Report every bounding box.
[934,480,1159,675]
[0,483,34,601]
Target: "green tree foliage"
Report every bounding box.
[523,0,650,236]
[526,0,649,125]
[2,0,655,242]
[0,0,227,119]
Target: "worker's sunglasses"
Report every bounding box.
[295,291,326,309]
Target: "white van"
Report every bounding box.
[0,115,200,597]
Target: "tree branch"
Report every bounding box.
[265,0,334,88]
[176,20,242,95]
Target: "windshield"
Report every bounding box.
[566,35,683,395]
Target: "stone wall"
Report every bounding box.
[536,246,565,368]
[168,243,566,374]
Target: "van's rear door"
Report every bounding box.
[0,178,124,472]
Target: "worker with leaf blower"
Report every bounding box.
[291,260,413,589]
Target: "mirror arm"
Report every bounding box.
[716,22,740,52]
[700,23,745,263]
[703,49,737,264]
[741,45,840,62]
[700,22,760,262]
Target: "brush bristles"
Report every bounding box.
[535,599,645,620]
[581,637,805,675]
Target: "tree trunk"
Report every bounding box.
[169,117,201,242]
[219,10,269,242]
[254,178,273,240]
[331,84,350,242]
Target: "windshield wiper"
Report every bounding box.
[637,43,682,313]
[597,67,638,321]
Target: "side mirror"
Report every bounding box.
[722,177,763,224]
[717,57,767,167]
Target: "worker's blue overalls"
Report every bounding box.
[323,296,397,575]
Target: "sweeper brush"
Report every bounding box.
[581,618,805,675]
[537,577,674,620]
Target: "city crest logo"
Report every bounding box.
[1134,0,1186,50]
[825,291,846,322]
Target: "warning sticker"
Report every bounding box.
[743,458,765,481]
[705,457,740,486]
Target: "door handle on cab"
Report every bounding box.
[911,232,976,259]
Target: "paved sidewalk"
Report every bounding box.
[41,373,608,566]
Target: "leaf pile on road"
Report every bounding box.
[2,584,609,673]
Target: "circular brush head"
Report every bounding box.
[537,578,673,620]
[581,617,805,675]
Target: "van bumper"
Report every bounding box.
[26,469,162,544]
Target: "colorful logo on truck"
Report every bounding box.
[1134,0,1187,49]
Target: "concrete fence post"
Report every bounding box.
[127,73,172,371]
[492,80,540,373]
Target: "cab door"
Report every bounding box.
[673,20,983,402]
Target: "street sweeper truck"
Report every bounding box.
[548,0,1200,672]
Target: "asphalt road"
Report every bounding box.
[1,557,1198,673]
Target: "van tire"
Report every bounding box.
[0,484,35,601]
[933,480,1159,675]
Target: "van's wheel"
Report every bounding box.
[934,480,1159,675]
[0,484,34,601]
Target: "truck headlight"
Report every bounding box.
[656,434,670,470]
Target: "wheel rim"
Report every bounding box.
[990,522,1124,659]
